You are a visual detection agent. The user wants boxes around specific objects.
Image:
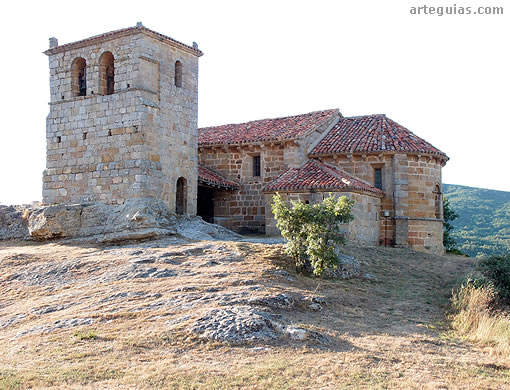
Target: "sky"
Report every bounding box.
[0,0,508,205]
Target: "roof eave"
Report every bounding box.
[263,186,384,198]
[309,150,449,161]
[198,109,340,147]
[198,179,238,190]
[198,137,299,149]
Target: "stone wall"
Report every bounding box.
[319,153,444,253]
[199,142,292,233]
[407,155,443,219]
[197,112,339,233]
[406,155,444,254]
[44,30,199,215]
[264,191,381,245]
[320,154,394,244]
[408,219,444,254]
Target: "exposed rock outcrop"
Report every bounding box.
[28,198,176,241]
[0,205,32,240]
[321,249,362,279]
[190,306,325,343]
[0,199,242,243]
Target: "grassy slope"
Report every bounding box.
[1,239,509,389]
[443,183,510,258]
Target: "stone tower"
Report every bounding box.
[43,23,202,215]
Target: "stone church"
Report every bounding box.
[43,24,448,254]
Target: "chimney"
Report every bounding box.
[49,37,58,49]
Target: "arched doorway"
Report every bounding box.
[176,177,187,215]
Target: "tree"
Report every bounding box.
[271,193,354,276]
[443,196,459,252]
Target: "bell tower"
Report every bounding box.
[43,23,202,215]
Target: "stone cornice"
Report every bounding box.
[198,139,290,151]
[393,216,444,222]
[44,25,203,57]
[308,151,449,166]
[263,187,385,198]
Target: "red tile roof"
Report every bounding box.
[198,165,239,190]
[44,24,203,57]
[198,109,339,146]
[310,114,448,159]
[263,159,384,196]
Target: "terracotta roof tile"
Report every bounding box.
[198,109,339,146]
[310,114,448,159]
[263,159,384,196]
[198,165,239,190]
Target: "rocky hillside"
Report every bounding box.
[443,184,510,257]
[1,234,508,389]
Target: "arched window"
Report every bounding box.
[176,177,187,215]
[434,184,442,219]
[71,57,87,97]
[175,61,182,88]
[99,51,115,95]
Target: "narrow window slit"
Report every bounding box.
[253,155,261,177]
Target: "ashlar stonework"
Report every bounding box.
[43,24,202,216]
[197,112,448,255]
[29,24,449,254]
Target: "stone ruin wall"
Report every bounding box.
[43,31,199,215]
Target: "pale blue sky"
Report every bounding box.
[0,0,508,204]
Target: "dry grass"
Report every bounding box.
[0,238,509,389]
[451,281,510,357]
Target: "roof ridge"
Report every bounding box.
[311,160,345,183]
[310,113,448,159]
[199,109,338,130]
[312,160,353,185]
[264,159,384,195]
[344,113,386,120]
[315,160,384,193]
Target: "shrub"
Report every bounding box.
[447,248,469,257]
[271,193,353,276]
[443,196,459,252]
[73,329,98,340]
[477,254,510,302]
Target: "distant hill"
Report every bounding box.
[443,184,510,258]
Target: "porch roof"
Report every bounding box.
[198,165,239,190]
[263,159,384,196]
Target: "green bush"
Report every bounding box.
[73,329,98,340]
[443,196,459,252]
[447,248,469,257]
[271,193,353,276]
[477,254,510,302]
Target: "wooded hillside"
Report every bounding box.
[443,184,510,257]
